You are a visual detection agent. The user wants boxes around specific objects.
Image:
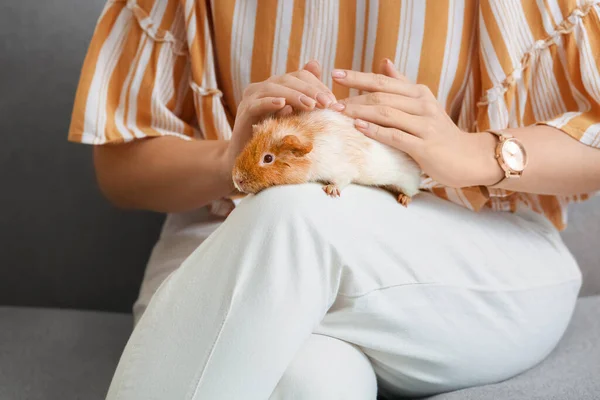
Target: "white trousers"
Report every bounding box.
[108,184,581,399]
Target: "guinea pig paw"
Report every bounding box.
[322,184,341,198]
[397,193,411,207]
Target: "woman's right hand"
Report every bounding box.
[224,61,335,167]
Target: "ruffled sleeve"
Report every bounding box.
[68,0,198,145]
[537,2,600,147]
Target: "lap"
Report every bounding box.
[233,184,582,396]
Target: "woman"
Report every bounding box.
[69,0,600,398]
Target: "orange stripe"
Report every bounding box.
[251,1,278,83]
[122,34,150,140]
[521,0,548,40]
[370,0,401,74]
[359,0,370,73]
[332,0,356,99]
[104,13,146,142]
[190,0,218,139]
[557,8,600,136]
[158,0,179,32]
[479,1,513,77]
[416,0,449,94]
[285,0,306,72]
[209,0,236,114]
[446,0,477,116]
[548,45,578,112]
[68,2,124,142]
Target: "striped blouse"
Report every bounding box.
[69,0,600,230]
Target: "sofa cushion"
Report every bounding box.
[2,297,598,400]
[425,295,600,400]
[0,307,132,400]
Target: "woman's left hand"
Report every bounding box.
[330,59,502,188]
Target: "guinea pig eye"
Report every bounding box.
[263,154,274,164]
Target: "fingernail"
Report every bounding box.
[355,119,368,129]
[328,93,337,104]
[385,58,393,67]
[300,95,316,108]
[332,70,346,79]
[272,98,285,105]
[316,92,332,107]
[330,102,345,111]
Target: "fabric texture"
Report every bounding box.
[0,307,132,400]
[106,186,581,399]
[68,0,600,229]
[1,298,598,400]
[426,296,600,400]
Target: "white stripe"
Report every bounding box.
[577,14,600,104]
[84,7,131,143]
[582,122,600,147]
[437,0,465,108]
[122,1,169,139]
[271,0,294,75]
[449,17,477,121]
[350,0,367,96]
[362,0,379,74]
[536,0,556,33]
[546,0,566,25]
[395,0,425,83]
[298,0,314,66]
[114,35,147,141]
[488,1,521,68]
[479,14,507,85]
[297,0,339,89]
[231,0,258,105]
[321,0,339,89]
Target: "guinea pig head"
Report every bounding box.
[232,117,314,194]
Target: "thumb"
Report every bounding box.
[303,59,322,80]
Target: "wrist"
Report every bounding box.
[466,131,504,187]
[219,142,237,194]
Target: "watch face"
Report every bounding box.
[501,139,527,172]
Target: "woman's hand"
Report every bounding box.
[226,61,336,166]
[330,59,502,188]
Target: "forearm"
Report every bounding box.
[94,137,235,213]
[476,125,600,195]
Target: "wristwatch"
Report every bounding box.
[487,129,528,186]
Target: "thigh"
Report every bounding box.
[304,186,582,397]
[269,334,378,400]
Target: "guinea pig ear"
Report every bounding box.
[280,134,313,157]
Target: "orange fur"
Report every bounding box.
[232,114,316,194]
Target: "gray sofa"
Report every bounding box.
[0,1,598,399]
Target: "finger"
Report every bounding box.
[337,92,429,116]
[379,58,409,82]
[342,104,426,138]
[246,97,287,117]
[256,82,317,110]
[274,104,294,117]
[331,69,421,97]
[354,119,421,154]
[303,59,322,80]
[278,74,335,108]
[290,69,336,107]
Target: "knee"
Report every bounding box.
[236,184,324,219]
[269,335,378,400]
[228,184,329,234]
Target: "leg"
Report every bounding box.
[106,184,580,399]
[269,334,378,400]
[381,184,412,206]
[322,178,352,197]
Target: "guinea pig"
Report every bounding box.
[232,108,422,206]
